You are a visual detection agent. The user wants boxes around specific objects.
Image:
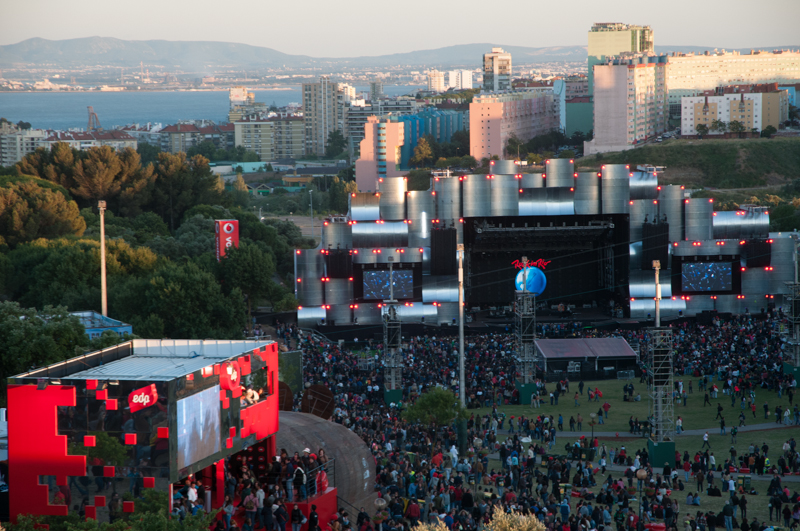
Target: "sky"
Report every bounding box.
[2,0,798,57]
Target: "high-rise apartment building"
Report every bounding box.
[680,84,789,136]
[483,48,512,92]
[585,54,668,155]
[355,116,406,192]
[0,127,47,166]
[427,70,446,93]
[369,81,384,102]
[344,98,420,153]
[666,50,800,116]
[469,88,556,160]
[587,23,654,95]
[553,77,592,135]
[448,70,474,90]
[303,76,347,156]
[234,116,304,162]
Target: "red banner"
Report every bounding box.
[128,384,158,413]
[512,258,550,270]
[215,219,240,261]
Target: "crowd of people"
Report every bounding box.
[222,311,800,531]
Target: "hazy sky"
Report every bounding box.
[2,0,798,57]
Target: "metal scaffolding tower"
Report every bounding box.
[383,258,403,391]
[784,281,800,367]
[648,327,674,442]
[515,257,538,384]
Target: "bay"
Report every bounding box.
[0,85,424,131]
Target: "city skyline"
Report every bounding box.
[2,0,797,58]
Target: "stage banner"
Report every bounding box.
[215,219,240,261]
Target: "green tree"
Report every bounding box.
[186,140,218,160]
[0,180,86,247]
[112,261,246,339]
[329,176,358,213]
[434,157,449,169]
[72,146,156,212]
[218,243,275,328]
[559,149,576,159]
[150,153,220,231]
[136,142,162,166]
[410,137,434,168]
[710,119,727,134]
[729,120,746,137]
[505,133,524,159]
[0,302,88,400]
[695,123,709,137]
[231,173,250,208]
[526,153,543,166]
[761,125,778,138]
[325,130,347,158]
[403,386,467,428]
[17,142,79,190]
[450,129,470,156]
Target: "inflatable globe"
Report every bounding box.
[515,266,547,295]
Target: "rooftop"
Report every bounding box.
[70,310,130,330]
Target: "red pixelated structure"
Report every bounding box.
[8,385,87,521]
[511,259,551,270]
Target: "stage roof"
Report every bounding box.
[535,338,636,359]
[12,339,274,382]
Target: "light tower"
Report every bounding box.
[382,257,403,404]
[647,259,675,465]
[515,257,539,400]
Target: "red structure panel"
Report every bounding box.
[293,488,338,531]
[85,506,96,520]
[240,344,279,441]
[123,501,134,513]
[125,433,137,445]
[157,427,169,438]
[95,389,107,400]
[94,496,106,507]
[103,466,115,477]
[106,399,118,411]
[143,477,155,488]
[8,385,87,521]
[84,436,96,447]
[86,380,98,390]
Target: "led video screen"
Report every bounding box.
[681,262,733,292]
[177,384,221,470]
[363,270,414,300]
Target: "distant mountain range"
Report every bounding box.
[0,37,797,70]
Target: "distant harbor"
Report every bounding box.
[0,85,423,131]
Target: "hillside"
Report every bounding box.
[1,37,797,69]
[577,137,800,189]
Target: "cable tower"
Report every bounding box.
[87,106,102,131]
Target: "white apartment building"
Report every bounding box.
[448,70,474,90]
[427,70,446,93]
[680,85,789,135]
[666,50,800,115]
[302,76,347,156]
[585,54,668,155]
[483,48,512,92]
[0,128,48,166]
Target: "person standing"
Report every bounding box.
[223,495,235,531]
[244,488,259,529]
[702,432,711,449]
[275,501,289,531]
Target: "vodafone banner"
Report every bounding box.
[215,219,240,261]
[128,384,158,413]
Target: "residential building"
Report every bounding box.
[369,81,384,102]
[70,311,132,340]
[553,77,592,135]
[584,54,668,155]
[120,123,163,146]
[587,23,654,95]
[666,50,800,116]
[427,70,446,93]
[355,116,405,192]
[680,83,789,136]
[395,108,468,168]
[483,48,512,92]
[160,123,201,153]
[339,83,357,102]
[448,70,474,90]
[234,116,304,161]
[344,98,420,154]
[227,86,268,122]
[778,83,800,106]
[303,76,347,156]
[40,130,138,152]
[0,128,47,166]
[469,88,557,161]
[198,123,235,151]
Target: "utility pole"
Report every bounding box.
[98,201,108,316]
[309,190,314,243]
[457,244,465,407]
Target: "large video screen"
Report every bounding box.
[363,270,414,299]
[177,384,221,470]
[681,262,733,292]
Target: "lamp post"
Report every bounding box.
[309,190,314,242]
[98,200,108,317]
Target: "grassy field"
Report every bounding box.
[474,378,798,478]
[576,137,800,189]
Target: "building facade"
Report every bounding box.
[469,88,556,161]
[41,130,138,152]
[680,84,789,135]
[483,48,512,92]
[585,54,668,155]
[553,77,592,135]
[427,70,446,93]
[303,76,347,156]
[666,50,800,116]
[448,70,474,90]
[587,23,654,95]
[0,128,48,166]
[344,98,420,156]
[369,81,384,102]
[234,116,304,161]
[355,116,405,192]
[395,108,469,168]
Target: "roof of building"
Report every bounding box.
[60,339,273,381]
[70,311,130,330]
[43,130,135,142]
[161,124,201,133]
[535,338,636,359]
